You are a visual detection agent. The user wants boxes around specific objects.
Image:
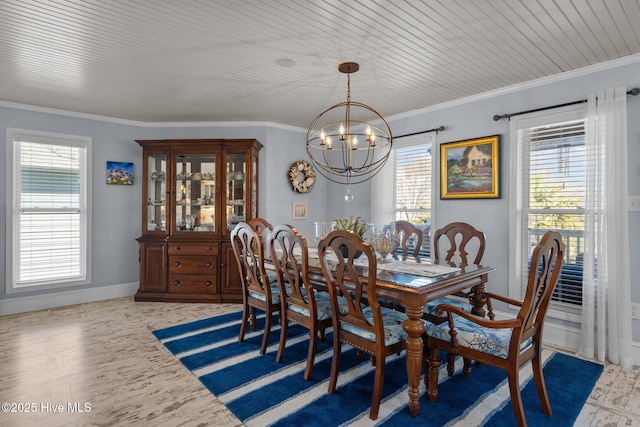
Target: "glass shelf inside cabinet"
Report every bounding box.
[147,155,167,232]
[227,153,247,231]
[176,153,216,232]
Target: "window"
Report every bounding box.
[509,105,585,316]
[393,138,432,224]
[6,128,92,293]
[371,135,432,253]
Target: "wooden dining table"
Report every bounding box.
[303,249,494,417]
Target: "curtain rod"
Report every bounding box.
[492,87,640,121]
[395,125,445,139]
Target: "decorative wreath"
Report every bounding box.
[288,160,316,193]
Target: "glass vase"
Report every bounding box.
[367,223,399,263]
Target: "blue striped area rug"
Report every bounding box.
[153,311,603,426]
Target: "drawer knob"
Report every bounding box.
[174,246,180,250]
[205,281,213,287]
[206,262,213,268]
[207,246,212,251]
[173,280,181,287]
[174,261,181,267]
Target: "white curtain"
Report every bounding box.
[579,88,633,370]
[370,148,395,224]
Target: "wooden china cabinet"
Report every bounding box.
[135,138,262,303]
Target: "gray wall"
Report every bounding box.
[1,59,639,344]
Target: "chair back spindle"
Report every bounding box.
[270,224,313,316]
[433,221,485,267]
[518,231,565,340]
[395,220,423,259]
[231,223,272,298]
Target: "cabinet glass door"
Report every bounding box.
[176,153,216,232]
[147,154,167,232]
[226,153,247,231]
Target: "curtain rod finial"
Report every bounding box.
[629,87,640,96]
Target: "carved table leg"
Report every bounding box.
[469,273,489,318]
[403,304,426,418]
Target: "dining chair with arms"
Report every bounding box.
[318,229,421,420]
[269,224,333,380]
[425,230,565,427]
[395,220,423,259]
[230,222,281,355]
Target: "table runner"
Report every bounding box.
[306,247,460,277]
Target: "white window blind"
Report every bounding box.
[6,129,91,292]
[510,106,586,310]
[393,139,431,223]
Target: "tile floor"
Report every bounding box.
[0,297,638,426]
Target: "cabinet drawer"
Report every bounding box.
[170,256,217,274]
[169,274,217,294]
[168,243,218,256]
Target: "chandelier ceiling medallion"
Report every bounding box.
[306,62,392,201]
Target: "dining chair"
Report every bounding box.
[394,220,423,259]
[247,217,273,254]
[318,229,420,420]
[423,222,487,322]
[422,222,488,376]
[268,224,334,380]
[230,222,281,354]
[425,231,565,427]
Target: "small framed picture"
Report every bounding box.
[292,201,308,219]
[106,161,134,185]
[440,135,500,199]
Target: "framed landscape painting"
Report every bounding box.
[440,135,500,199]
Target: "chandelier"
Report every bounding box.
[306,62,392,201]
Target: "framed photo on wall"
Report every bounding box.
[292,201,308,219]
[440,135,500,199]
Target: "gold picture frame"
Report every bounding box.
[292,201,308,219]
[440,135,500,199]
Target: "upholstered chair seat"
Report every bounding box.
[341,306,429,346]
[427,316,532,359]
[423,296,473,317]
[287,292,349,321]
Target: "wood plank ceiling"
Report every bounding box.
[0,0,638,127]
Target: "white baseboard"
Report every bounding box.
[0,282,139,316]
